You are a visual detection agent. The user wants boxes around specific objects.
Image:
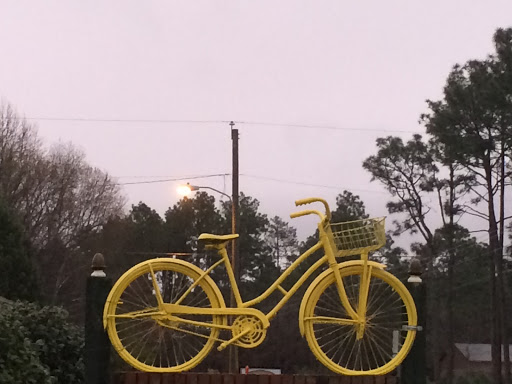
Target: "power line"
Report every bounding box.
[16,116,421,134]
[22,117,228,125]
[236,120,421,134]
[114,172,388,193]
[241,174,388,194]
[117,173,230,186]
[115,175,218,179]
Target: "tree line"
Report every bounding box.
[1,27,512,384]
[363,28,512,384]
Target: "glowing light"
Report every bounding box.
[177,184,193,196]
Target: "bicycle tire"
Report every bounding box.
[302,265,417,375]
[104,259,224,372]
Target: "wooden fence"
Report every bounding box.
[113,373,397,384]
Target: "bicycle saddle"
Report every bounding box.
[198,233,239,243]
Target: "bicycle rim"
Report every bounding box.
[303,265,417,375]
[105,260,223,372]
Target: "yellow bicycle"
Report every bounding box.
[103,197,417,375]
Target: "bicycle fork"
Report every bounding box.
[356,253,372,339]
[326,238,372,340]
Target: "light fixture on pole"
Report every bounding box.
[177,183,232,201]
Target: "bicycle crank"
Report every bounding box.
[231,315,267,348]
[217,315,268,351]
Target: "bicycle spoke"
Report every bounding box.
[308,315,358,326]
[110,307,160,319]
[365,328,380,368]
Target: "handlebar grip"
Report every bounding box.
[294,197,331,221]
[295,197,322,207]
[290,211,307,219]
[290,209,325,220]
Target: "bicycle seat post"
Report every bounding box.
[198,233,243,308]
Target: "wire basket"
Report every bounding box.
[330,217,386,257]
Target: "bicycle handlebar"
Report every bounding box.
[290,209,325,221]
[295,197,322,206]
[290,197,331,222]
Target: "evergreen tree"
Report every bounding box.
[267,216,299,270]
[422,28,512,383]
[128,202,166,252]
[222,193,280,300]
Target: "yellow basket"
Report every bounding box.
[330,217,386,257]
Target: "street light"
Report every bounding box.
[177,183,232,201]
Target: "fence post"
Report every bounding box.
[85,253,112,384]
[401,258,427,384]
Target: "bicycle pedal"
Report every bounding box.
[217,328,251,351]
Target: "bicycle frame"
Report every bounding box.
[203,218,367,323]
[217,240,326,319]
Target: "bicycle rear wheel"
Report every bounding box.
[303,265,416,375]
[104,259,224,372]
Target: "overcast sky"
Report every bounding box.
[1,1,511,243]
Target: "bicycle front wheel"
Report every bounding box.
[104,259,224,372]
[303,265,417,375]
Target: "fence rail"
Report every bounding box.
[113,373,397,384]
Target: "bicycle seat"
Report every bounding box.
[198,233,239,243]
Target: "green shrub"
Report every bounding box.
[0,300,84,384]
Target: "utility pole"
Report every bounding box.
[229,121,240,373]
